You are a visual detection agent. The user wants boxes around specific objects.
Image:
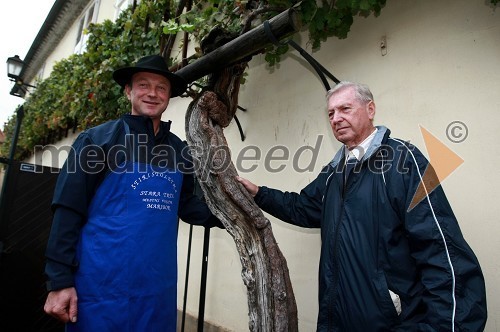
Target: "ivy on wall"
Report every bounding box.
[1,0,497,159]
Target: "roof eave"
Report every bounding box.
[21,0,93,84]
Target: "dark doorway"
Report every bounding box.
[0,161,63,332]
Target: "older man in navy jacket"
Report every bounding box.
[238,81,487,331]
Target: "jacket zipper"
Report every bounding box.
[329,198,345,330]
[328,159,357,330]
[323,167,345,331]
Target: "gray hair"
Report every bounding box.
[326,81,374,104]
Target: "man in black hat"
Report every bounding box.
[43,55,221,331]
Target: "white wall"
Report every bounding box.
[26,132,78,167]
[171,0,500,330]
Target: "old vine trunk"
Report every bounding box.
[185,30,298,332]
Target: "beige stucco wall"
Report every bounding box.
[169,0,500,330]
[28,0,499,330]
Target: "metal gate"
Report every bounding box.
[0,161,63,332]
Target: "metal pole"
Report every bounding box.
[181,224,194,332]
[197,227,210,332]
[176,7,300,84]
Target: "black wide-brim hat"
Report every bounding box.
[113,55,187,97]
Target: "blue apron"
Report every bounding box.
[68,123,182,331]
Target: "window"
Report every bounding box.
[74,0,100,54]
[36,62,46,81]
[114,0,137,20]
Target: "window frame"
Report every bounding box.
[114,0,136,20]
[74,0,101,54]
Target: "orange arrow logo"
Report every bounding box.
[407,126,464,211]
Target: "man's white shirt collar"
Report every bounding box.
[345,128,378,161]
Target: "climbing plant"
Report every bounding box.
[1,0,497,159]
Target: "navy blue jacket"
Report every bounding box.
[255,127,487,331]
[45,114,220,291]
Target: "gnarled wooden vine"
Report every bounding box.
[185,28,298,332]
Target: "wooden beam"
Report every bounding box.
[176,7,301,84]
